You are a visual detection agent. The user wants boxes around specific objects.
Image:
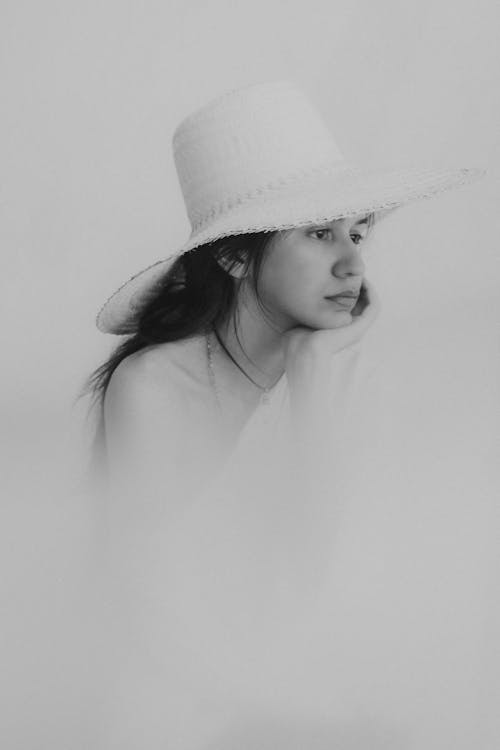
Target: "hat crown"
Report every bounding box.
[172,80,345,232]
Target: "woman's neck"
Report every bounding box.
[213,286,287,399]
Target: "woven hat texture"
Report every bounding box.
[97,79,484,334]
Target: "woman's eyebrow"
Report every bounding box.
[353,214,371,226]
[310,215,371,230]
[331,215,371,227]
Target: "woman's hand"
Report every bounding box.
[282,279,382,485]
[282,277,381,378]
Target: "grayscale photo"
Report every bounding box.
[2,1,499,748]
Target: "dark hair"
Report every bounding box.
[79,231,277,476]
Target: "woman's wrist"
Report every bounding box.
[287,345,361,409]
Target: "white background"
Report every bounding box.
[2,1,499,748]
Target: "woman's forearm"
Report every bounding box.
[286,346,363,488]
[288,346,361,430]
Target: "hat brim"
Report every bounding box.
[96,164,484,334]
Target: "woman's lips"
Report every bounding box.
[325,295,358,308]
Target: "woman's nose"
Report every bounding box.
[331,238,365,277]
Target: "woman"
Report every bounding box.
[90,218,379,499]
[84,81,483,747]
[86,80,481,494]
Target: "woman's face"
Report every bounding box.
[255,214,372,331]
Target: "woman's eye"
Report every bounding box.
[311,229,331,240]
[350,234,364,245]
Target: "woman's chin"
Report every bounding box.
[301,311,353,330]
[286,309,354,331]
[325,310,353,328]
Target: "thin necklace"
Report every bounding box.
[205,327,284,414]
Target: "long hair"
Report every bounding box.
[79,231,277,476]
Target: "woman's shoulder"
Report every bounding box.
[107,334,208,403]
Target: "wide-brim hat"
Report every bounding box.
[97,79,485,335]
